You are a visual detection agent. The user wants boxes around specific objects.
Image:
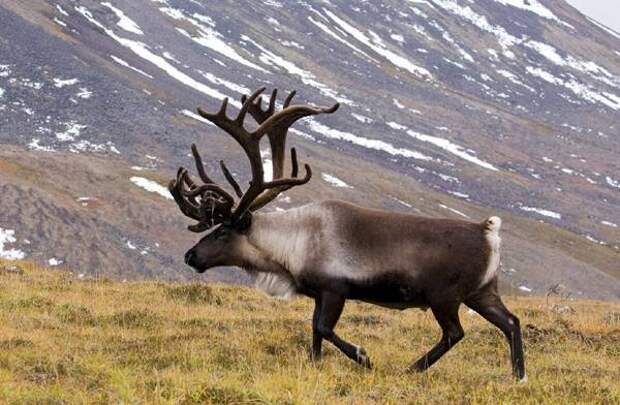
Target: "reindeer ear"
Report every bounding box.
[233,213,252,232]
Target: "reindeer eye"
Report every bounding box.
[212,227,229,240]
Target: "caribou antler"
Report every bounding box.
[170,87,339,231]
[239,89,311,211]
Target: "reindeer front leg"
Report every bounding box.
[310,292,372,368]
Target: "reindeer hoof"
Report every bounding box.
[518,373,528,384]
[356,346,372,369]
[310,351,322,363]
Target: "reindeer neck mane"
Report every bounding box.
[243,204,321,276]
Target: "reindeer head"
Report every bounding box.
[170,87,338,272]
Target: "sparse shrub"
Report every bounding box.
[165,284,222,305]
[9,296,54,310]
[0,337,33,349]
[604,311,620,325]
[212,347,243,370]
[344,314,384,326]
[21,357,67,385]
[522,308,545,318]
[143,354,178,370]
[54,303,95,325]
[264,343,285,356]
[182,385,264,405]
[286,329,309,348]
[0,264,24,275]
[178,318,213,328]
[334,381,352,397]
[106,309,161,329]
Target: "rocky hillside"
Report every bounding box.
[0,0,618,298]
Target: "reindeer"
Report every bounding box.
[169,87,526,381]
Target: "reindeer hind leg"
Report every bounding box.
[408,301,464,372]
[465,283,526,381]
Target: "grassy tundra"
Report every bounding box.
[0,260,619,404]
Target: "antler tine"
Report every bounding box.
[230,92,337,218]
[283,90,296,108]
[235,86,266,125]
[196,96,229,120]
[197,88,267,149]
[168,170,203,220]
[253,102,339,140]
[190,144,214,184]
[219,160,243,198]
[260,99,336,182]
[248,147,310,211]
[264,163,311,188]
[290,147,299,177]
[242,88,283,125]
[181,181,235,207]
[189,145,238,208]
[268,88,277,115]
[169,157,236,232]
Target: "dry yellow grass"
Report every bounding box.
[1,260,619,404]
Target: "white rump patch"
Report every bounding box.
[486,216,502,232]
[480,216,502,287]
[254,272,297,299]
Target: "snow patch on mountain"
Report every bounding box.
[322,173,352,188]
[526,66,620,110]
[306,120,433,161]
[0,228,26,260]
[307,15,377,63]
[323,8,433,79]
[351,113,373,124]
[158,6,268,73]
[76,6,237,106]
[197,70,251,94]
[102,2,144,36]
[606,176,620,189]
[241,35,353,105]
[130,177,173,200]
[387,122,499,171]
[492,0,570,27]
[27,138,56,152]
[496,69,535,92]
[525,40,618,88]
[56,121,87,142]
[519,206,562,219]
[76,88,93,99]
[439,203,469,218]
[53,17,67,28]
[56,4,69,16]
[53,77,79,88]
[110,55,153,79]
[429,0,519,59]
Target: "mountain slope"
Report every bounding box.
[1,0,619,298]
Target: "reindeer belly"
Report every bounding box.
[345,273,429,308]
[297,272,429,309]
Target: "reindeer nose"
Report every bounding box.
[184,249,195,266]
